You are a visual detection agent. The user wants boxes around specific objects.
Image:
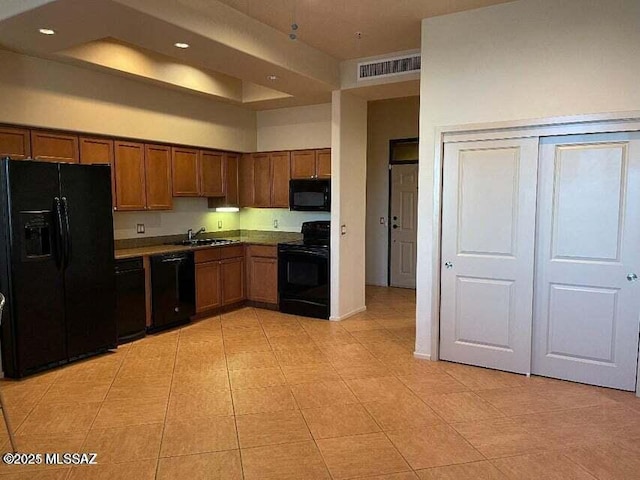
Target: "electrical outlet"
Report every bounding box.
[341,224,347,235]
[217,220,223,229]
[136,224,145,234]
[273,219,279,229]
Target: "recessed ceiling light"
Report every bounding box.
[38,28,56,35]
[267,75,278,81]
[174,42,190,49]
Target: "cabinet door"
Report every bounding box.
[291,150,317,179]
[196,261,221,313]
[79,137,113,165]
[200,150,225,197]
[145,144,172,210]
[248,256,278,304]
[0,126,31,160]
[239,153,254,207]
[221,257,245,306]
[31,130,79,163]
[316,149,331,178]
[225,153,239,206]
[81,137,116,208]
[172,147,200,196]
[114,141,146,211]
[253,153,271,207]
[270,151,291,208]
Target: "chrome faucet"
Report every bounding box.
[187,227,206,241]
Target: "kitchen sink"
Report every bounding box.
[170,238,238,247]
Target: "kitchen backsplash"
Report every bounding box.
[113,199,330,239]
[239,208,330,232]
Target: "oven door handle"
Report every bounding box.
[279,248,328,257]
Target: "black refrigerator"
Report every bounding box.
[0,159,117,378]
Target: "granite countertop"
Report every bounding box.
[114,230,302,260]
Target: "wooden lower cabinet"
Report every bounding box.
[195,246,245,313]
[221,257,245,305]
[247,245,278,305]
[195,261,221,313]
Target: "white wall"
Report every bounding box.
[416,0,640,357]
[366,97,420,286]
[331,91,368,320]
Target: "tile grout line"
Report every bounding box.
[152,331,181,480]
[222,309,251,480]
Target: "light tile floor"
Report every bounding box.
[0,286,639,479]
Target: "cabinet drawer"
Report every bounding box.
[194,248,221,264]
[247,245,277,258]
[219,245,244,260]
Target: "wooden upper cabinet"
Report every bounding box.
[200,150,225,197]
[221,257,245,306]
[79,137,113,165]
[291,150,317,179]
[253,153,271,207]
[270,151,290,208]
[145,144,172,210]
[239,154,254,207]
[0,126,31,160]
[172,147,200,196]
[316,149,331,178]
[31,130,79,163]
[225,153,240,206]
[114,141,146,211]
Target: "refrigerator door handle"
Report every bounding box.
[61,197,72,267]
[53,197,65,269]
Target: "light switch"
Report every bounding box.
[136,224,145,234]
[379,217,386,225]
[217,220,223,229]
[273,219,279,229]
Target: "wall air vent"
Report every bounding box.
[357,54,421,81]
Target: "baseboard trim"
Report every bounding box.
[329,305,367,321]
[413,351,432,360]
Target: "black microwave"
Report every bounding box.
[289,179,331,211]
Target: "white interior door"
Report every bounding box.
[390,164,418,288]
[533,133,640,391]
[440,138,538,374]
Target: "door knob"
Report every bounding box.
[627,273,638,282]
[444,262,453,269]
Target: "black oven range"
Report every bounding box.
[278,221,330,319]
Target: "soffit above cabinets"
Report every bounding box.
[0,0,513,109]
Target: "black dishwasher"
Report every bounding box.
[150,251,195,331]
[115,257,147,344]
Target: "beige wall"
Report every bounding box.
[331,91,368,320]
[0,49,256,151]
[366,96,420,286]
[246,103,333,232]
[0,48,258,239]
[416,0,640,358]
[256,103,332,151]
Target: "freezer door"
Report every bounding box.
[1,160,66,377]
[59,163,116,358]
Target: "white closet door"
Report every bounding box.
[440,138,538,374]
[533,133,640,391]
